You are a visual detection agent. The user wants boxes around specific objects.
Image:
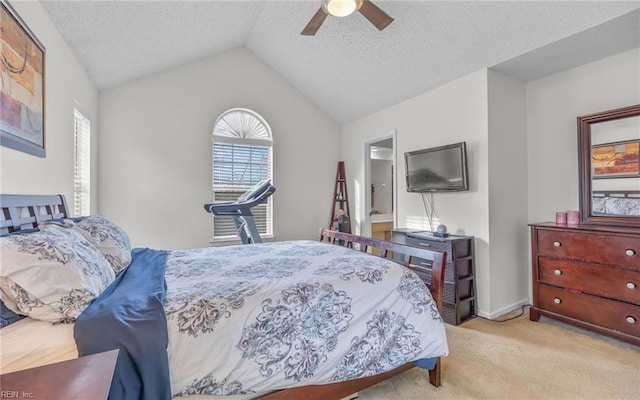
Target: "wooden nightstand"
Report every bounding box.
[0,349,118,399]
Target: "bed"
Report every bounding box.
[0,194,449,400]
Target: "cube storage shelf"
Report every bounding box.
[392,228,477,325]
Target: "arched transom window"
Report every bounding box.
[211,108,273,239]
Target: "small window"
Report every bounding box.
[73,107,90,216]
[212,108,273,239]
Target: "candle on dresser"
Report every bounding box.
[567,210,580,225]
[555,212,567,225]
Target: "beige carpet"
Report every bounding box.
[357,313,640,399]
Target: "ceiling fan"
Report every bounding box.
[301,0,394,36]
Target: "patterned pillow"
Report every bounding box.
[0,226,115,323]
[70,215,132,275]
[604,197,640,216]
[592,196,606,214]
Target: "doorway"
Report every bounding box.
[364,132,396,241]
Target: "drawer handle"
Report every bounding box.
[554,269,562,276]
[626,316,636,324]
[627,282,637,290]
[553,297,562,304]
[417,242,432,247]
[553,241,562,247]
[625,249,636,256]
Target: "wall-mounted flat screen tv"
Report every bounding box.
[405,142,469,192]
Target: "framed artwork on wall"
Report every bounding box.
[0,0,46,157]
[591,139,640,179]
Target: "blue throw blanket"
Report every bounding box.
[74,248,171,400]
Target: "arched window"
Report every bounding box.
[211,108,273,239]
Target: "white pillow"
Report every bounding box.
[41,215,132,275]
[73,215,132,275]
[0,226,115,323]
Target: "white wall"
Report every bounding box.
[0,1,98,208]
[371,159,392,214]
[341,70,492,315]
[343,47,640,319]
[98,47,341,250]
[527,47,640,225]
[526,47,640,302]
[487,70,529,317]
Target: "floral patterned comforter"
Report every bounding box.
[164,240,449,396]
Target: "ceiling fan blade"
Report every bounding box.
[359,0,394,31]
[301,8,328,36]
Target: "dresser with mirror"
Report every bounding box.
[529,104,640,346]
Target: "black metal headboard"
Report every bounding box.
[0,194,69,235]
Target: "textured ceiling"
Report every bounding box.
[40,1,640,124]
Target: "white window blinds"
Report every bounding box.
[73,107,90,216]
[213,143,270,186]
[212,108,273,239]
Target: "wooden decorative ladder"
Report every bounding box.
[330,161,352,233]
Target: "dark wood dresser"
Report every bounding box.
[392,228,476,325]
[530,223,640,345]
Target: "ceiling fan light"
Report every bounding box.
[323,0,363,17]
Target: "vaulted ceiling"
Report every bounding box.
[41,1,640,124]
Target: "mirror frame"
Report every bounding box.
[578,103,640,226]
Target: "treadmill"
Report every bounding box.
[204,180,276,244]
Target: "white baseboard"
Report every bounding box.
[477,298,531,320]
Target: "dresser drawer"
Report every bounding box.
[409,263,458,303]
[406,236,472,262]
[409,257,453,282]
[538,257,640,305]
[538,284,640,337]
[441,299,476,325]
[537,230,640,268]
[411,264,474,304]
[407,237,452,259]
